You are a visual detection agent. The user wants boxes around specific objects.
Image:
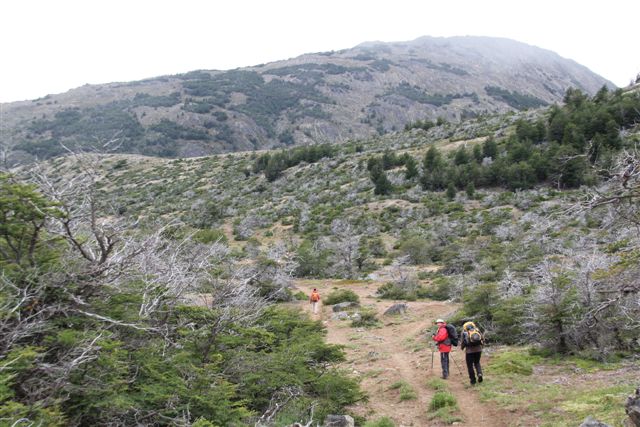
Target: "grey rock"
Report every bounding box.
[384,303,408,316]
[350,313,362,322]
[332,301,359,312]
[626,387,640,427]
[332,312,349,320]
[579,416,611,427]
[324,414,355,427]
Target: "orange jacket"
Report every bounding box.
[310,291,320,302]
[433,324,452,353]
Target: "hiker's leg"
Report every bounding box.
[475,352,483,377]
[445,352,450,377]
[465,352,476,383]
[441,352,449,378]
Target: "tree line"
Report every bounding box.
[253,144,334,181]
[371,87,640,194]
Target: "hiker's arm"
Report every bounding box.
[433,328,447,343]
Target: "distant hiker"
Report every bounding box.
[461,321,484,385]
[432,318,451,379]
[309,288,321,314]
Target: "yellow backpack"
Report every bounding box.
[463,321,483,346]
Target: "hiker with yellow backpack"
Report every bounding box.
[461,321,484,385]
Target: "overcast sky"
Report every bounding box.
[1,0,638,103]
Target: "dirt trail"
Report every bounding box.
[295,279,512,427]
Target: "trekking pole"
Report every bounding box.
[430,349,434,373]
[450,351,463,376]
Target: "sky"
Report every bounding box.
[1,0,638,103]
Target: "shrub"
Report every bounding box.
[400,236,433,264]
[324,289,360,305]
[293,291,308,301]
[192,228,228,244]
[418,277,453,301]
[351,310,378,328]
[429,391,457,411]
[377,277,424,301]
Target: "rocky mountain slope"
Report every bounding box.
[2,36,613,163]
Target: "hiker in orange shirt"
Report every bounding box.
[309,288,321,314]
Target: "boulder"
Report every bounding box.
[626,387,640,427]
[350,313,362,322]
[332,301,359,312]
[324,414,355,427]
[579,416,611,427]
[384,303,408,316]
[332,312,350,320]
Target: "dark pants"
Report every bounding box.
[440,352,450,378]
[465,351,483,383]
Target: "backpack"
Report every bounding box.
[463,321,483,346]
[445,323,459,346]
[310,292,320,302]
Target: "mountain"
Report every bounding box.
[1,36,614,163]
[2,76,639,426]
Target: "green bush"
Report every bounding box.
[192,228,228,244]
[324,289,360,305]
[418,277,453,300]
[429,391,457,411]
[377,280,427,301]
[351,310,379,328]
[400,236,433,264]
[293,291,308,301]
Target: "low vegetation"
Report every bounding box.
[427,391,462,424]
[324,289,360,305]
[481,347,637,426]
[3,85,639,425]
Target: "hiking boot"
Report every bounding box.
[470,379,476,385]
[478,374,483,383]
[441,375,448,380]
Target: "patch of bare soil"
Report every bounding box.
[295,279,514,426]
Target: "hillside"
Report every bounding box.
[2,85,639,426]
[2,36,614,163]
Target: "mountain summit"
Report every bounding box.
[2,36,614,161]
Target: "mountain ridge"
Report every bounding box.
[1,35,615,163]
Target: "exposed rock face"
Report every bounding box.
[2,36,614,163]
[332,302,360,312]
[323,414,355,427]
[627,387,640,426]
[384,303,408,316]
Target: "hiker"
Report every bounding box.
[432,318,452,379]
[309,288,321,314]
[461,321,484,385]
